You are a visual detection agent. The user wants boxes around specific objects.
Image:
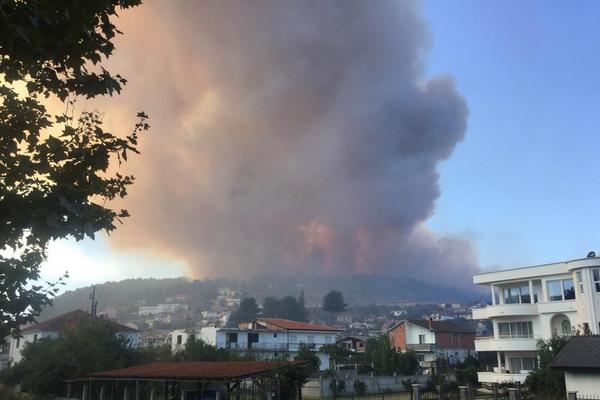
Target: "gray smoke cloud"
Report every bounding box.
[94,0,477,285]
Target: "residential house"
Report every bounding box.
[472,255,600,384]
[337,335,369,353]
[8,309,138,365]
[171,318,343,369]
[387,319,476,374]
[138,304,188,316]
[549,335,600,397]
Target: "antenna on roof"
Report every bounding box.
[89,285,98,322]
[587,251,597,258]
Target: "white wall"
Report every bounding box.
[9,331,58,364]
[405,323,435,344]
[564,371,600,396]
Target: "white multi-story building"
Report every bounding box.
[170,318,343,369]
[472,255,600,384]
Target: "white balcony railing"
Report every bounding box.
[474,336,540,352]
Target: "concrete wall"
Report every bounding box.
[564,370,600,397]
[302,375,428,397]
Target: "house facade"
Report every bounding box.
[171,318,342,369]
[337,335,369,353]
[472,256,600,384]
[387,320,475,373]
[8,309,139,366]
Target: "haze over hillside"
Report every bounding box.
[42,274,483,320]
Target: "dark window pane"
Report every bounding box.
[563,279,575,300]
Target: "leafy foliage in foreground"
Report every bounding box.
[0,0,147,339]
[525,336,568,398]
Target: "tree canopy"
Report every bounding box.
[262,294,308,322]
[0,322,142,396]
[0,0,147,339]
[228,298,260,326]
[525,336,568,398]
[322,290,347,314]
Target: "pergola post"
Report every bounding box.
[150,386,155,400]
[99,385,105,400]
[67,383,72,399]
[135,381,140,400]
[83,385,88,400]
[123,385,129,400]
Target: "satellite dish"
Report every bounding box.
[588,251,596,258]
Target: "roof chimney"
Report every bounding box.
[428,317,433,330]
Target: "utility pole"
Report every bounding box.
[90,285,98,322]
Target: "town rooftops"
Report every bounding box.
[89,360,308,381]
[473,257,600,285]
[256,318,342,332]
[550,336,600,370]
[21,309,137,333]
[388,320,475,334]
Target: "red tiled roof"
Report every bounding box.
[90,361,307,380]
[257,318,342,332]
[22,310,137,333]
[388,320,474,334]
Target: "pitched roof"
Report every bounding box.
[550,335,600,370]
[388,320,474,334]
[89,361,307,380]
[257,318,342,332]
[21,310,137,333]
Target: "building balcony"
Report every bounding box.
[474,336,539,352]
[472,300,577,320]
[477,371,529,384]
[471,303,538,319]
[406,343,436,352]
[223,342,326,352]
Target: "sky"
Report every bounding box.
[39,1,600,290]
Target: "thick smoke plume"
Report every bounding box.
[94,0,477,285]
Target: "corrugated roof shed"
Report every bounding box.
[550,335,600,370]
[89,361,307,380]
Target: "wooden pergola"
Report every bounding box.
[65,360,308,400]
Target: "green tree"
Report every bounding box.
[294,344,321,374]
[229,298,260,326]
[261,295,308,322]
[322,290,347,314]
[0,322,140,396]
[174,335,237,362]
[364,336,418,376]
[321,343,352,368]
[525,336,568,398]
[262,296,281,317]
[0,0,147,340]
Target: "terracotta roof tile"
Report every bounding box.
[90,361,307,380]
[22,310,137,333]
[257,318,342,332]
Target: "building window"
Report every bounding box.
[497,321,533,339]
[503,283,531,304]
[16,338,20,348]
[509,356,538,372]
[418,334,426,344]
[33,334,37,343]
[290,335,297,343]
[273,333,277,338]
[561,319,572,335]
[176,335,182,345]
[418,355,425,362]
[577,271,584,295]
[307,335,314,344]
[594,270,600,292]
[547,279,576,301]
